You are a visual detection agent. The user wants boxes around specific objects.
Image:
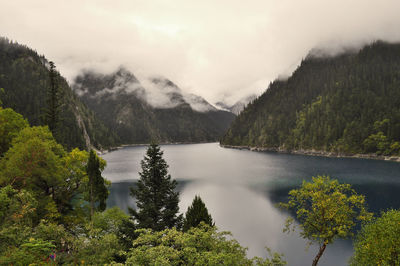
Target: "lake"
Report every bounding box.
[103,143,400,266]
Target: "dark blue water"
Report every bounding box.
[103,143,400,266]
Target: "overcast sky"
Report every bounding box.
[1,0,400,104]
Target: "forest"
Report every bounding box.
[221,41,400,156]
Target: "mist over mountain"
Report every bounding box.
[73,68,235,144]
[221,41,400,156]
[215,94,257,115]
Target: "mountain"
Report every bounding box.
[0,37,118,150]
[221,41,400,156]
[73,68,235,144]
[216,94,257,115]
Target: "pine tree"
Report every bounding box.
[183,195,214,231]
[86,149,109,219]
[45,61,61,137]
[129,143,182,231]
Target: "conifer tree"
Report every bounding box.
[129,143,182,231]
[86,149,109,219]
[45,61,61,137]
[183,195,214,231]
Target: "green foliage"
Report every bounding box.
[350,209,400,266]
[0,186,37,228]
[73,232,122,265]
[129,143,183,231]
[0,106,28,156]
[92,207,130,235]
[0,238,55,265]
[0,126,66,221]
[281,176,372,266]
[183,195,214,231]
[85,149,109,219]
[222,41,400,156]
[126,223,286,266]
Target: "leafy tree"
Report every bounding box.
[126,223,286,266]
[0,126,65,222]
[350,209,400,266]
[85,149,109,220]
[280,176,372,266]
[0,106,28,156]
[183,195,214,231]
[129,143,182,231]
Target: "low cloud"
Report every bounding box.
[1,0,400,103]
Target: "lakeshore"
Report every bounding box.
[220,144,400,163]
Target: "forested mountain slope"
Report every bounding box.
[73,69,235,144]
[221,41,400,156]
[0,37,118,150]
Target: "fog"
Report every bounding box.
[1,0,400,104]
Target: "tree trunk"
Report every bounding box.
[312,243,327,266]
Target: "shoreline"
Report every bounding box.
[98,141,217,155]
[220,144,400,163]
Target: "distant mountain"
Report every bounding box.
[221,41,400,156]
[73,68,235,144]
[0,37,118,150]
[216,94,257,115]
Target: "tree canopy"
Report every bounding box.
[126,223,286,266]
[281,176,372,266]
[129,143,182,231]
[183,195,214,231]
[350,209,400,266]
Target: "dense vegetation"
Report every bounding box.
[0,107,285,265]
[73,69,236,144]
[222,41,400,156]
[0,37,118,150]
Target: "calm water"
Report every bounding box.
[103,143,400,266]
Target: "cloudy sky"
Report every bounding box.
[1,0,400,104]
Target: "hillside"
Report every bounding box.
[73,69,235,144]
[221,41,400,156]
[0,37,118,150]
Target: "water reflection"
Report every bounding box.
[103,143,400,266]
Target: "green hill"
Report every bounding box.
[221,41,400,156]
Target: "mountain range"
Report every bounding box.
[72,68,235,144]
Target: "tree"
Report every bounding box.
[280,176,372,266]
[85,149,109,220]
[45,61,61,136]
[183,195,214,231]
[350,209,400,266]
[129,143,182,231]
[126,223,286,265]
[0,107,29,156]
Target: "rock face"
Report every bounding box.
[73,68,236,144]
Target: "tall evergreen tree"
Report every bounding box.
[45,61,61,137]
[183,195,214,231]
[129,143,182,231]
[86,149,109,219]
